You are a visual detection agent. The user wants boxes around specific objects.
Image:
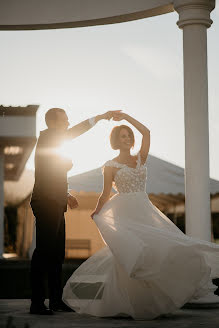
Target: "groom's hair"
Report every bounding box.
[45,108,66,127]
[110,125,135,150]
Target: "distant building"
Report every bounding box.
[0,105,38,258]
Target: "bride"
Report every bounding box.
[63,112,219,320]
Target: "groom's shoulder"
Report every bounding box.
[38,128,49,138]
[38,128,61,141]
[37,129,69,148]
[36,129,58,149]
[36,129,50,143]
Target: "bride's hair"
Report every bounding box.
[110,125,135,150]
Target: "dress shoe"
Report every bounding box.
[49,300,75,312]
[30,303,54,315]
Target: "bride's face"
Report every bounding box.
[118,128,132,150]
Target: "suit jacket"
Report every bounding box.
[31,128,73,209]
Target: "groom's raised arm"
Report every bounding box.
[67,111,121,139]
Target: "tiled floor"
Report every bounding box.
[1,299,219,328]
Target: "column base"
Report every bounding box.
[184,293,219,308]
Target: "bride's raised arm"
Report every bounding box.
[91,166,113,219]
[113,112,150,164]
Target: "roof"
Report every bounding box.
[0,105,38,116]
[68,154,219,195]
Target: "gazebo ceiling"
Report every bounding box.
[0,0,174,30]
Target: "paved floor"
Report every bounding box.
[1,300,219,328]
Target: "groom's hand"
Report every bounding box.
[67,194,79,209]
[112,112,127,121]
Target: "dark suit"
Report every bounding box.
[30,128,72,306]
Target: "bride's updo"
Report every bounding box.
[110,125,135,150]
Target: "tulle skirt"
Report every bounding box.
[63,191,219,320]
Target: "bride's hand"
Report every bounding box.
[67,194,79,209]
[91,210,98,220]
[102,110,122,121]
[112,112,127,121]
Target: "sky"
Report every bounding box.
[0,7,219,179]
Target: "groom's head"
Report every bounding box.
[45,108,69,131]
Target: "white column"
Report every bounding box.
[0,147,4,258]
[174,0,215,241]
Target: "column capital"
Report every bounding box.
[174,0,215,29]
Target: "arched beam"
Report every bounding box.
[0,0,173,30]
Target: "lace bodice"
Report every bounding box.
[104,153,147,194]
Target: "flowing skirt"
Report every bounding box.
[63,191,219,320]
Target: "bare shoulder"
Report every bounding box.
[103,165,113,171]
[102,165,114,176]
[102,165,114,181]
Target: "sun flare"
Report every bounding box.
[57,141,73,159]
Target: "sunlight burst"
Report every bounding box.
[56,141,73,159]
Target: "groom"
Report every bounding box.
[30,107,117,315]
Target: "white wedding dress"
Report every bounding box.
[63,153,219,320]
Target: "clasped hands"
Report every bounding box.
[102,110,126,122]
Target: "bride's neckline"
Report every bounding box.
[111,158,138,170]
